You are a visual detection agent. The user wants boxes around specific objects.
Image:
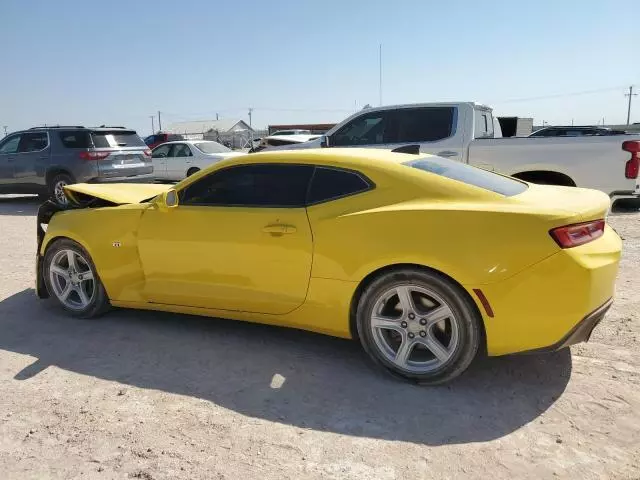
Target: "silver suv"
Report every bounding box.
[0,126,154,204]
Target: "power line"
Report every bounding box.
[492,85,632,104]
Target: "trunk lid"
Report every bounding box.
[512,183,610,223]
[90,130,153,178]
[64,183,172,205]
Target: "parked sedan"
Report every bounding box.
[35,148,621,385]
[151,140,245,181]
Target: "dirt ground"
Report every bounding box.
[0,196,638,480]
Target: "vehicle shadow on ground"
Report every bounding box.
[0,196,40,216]
[0,288,571,446]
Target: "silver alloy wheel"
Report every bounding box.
[54,180,69,205]
[370,285,460,374]
[49,249,96,310]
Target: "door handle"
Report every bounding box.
[262,224,296,235]
[437,150,458,158]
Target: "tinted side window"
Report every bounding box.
[395,107,455,142]
[307,167,372,204]
[180,164,314,207]
[0,134,21,154]
[59,131,91,148]
[331,111,395,146]
[18,132,49,152]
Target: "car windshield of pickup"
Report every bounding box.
[405,156,528,196]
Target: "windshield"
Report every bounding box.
[193,141,231,154]
[91,131,145,148]
[405,156,527,196]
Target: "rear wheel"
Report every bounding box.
[43,239,110,318]
[186,167,200,177]
[356,268,481,385]
[48,173,74,205]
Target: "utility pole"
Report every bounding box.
[216,113,219,121]
[378,43,383,106]
[157,111,162,131]
[248,108,253,128]
[149,115,155,134]
[625,86,637,125]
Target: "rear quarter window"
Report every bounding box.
[405,157,527,196]
[307,167,373,204]
[59,131,91,148]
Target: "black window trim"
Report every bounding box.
[178,163,376,209]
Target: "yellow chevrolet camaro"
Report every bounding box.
[35,148,621,384]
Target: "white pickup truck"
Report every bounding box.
[273,102,640,201]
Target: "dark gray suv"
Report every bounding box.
[0,126,154,204]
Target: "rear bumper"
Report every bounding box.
[471,226,621,356]
[90,173,155,184]
[520,299,613,354]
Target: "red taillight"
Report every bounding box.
[549,219,605,248]
[143,149,152,157]
[622,140,640,179]
[79,151,110,161]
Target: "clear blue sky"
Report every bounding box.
[1,0,638,136]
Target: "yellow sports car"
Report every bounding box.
[35,148,621,384]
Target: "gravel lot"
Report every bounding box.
[0,196,638,480]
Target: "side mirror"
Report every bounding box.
[320,135,330,148]
[159,189,179,210]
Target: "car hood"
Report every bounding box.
[64,183,173,205]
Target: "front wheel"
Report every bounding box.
[43,239,110,318]
[356,268,482,385]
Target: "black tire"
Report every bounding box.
[186,167,200,177]
[43,238,110,318]
[356,268,481,385]
[48,172,74,205]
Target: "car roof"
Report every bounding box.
[539,126,608,130]
[247,147,418,169]
[152,140,220,147]
[23,126,136,133]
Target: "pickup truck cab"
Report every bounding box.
[277,102,640,201]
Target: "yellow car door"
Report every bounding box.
[137,163,314,314]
